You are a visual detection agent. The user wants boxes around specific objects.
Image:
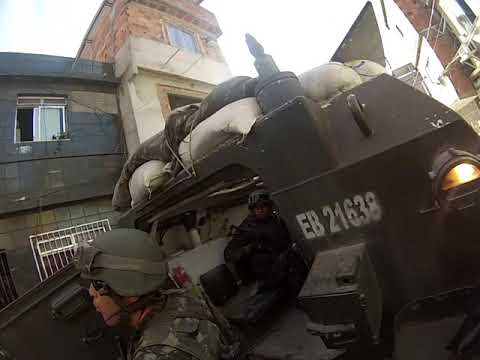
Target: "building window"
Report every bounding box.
[168,94,202,111]
[15,96,67,143]
[455,0,476,23]
[167,25,199,54]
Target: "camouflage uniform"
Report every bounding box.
[130,293,220,360]
[74,229,222,360]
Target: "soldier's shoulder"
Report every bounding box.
[134,345,194,360]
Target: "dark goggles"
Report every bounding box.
[91,280,110,295]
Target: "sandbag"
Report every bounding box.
[194,76,257,124]
[112,104,199,209]
[129,161,172,207]
[344,59,386,82]
[178,98,261,166]
[299,62,362,104]
[112,77,258,209]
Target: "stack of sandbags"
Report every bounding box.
[178,97,262,167]
[164,76,258,171]
[299,62,362,104]
[112,104,199,210]
[112,76,259,210]
[129,161,173,207]
[299,60,385,104]
[344,59,386,82]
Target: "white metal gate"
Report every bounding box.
[29,219,111,281]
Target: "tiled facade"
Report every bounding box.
[0,53,125,296]
[0,197,119,295]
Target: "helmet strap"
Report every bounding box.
[109,291,167,321]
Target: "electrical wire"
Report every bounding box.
[2,87,126,220]
[4,87,126,155]
[441,15,480,78]
[432,17,443,55]
[413,0,436,88]
[56,90,125,155]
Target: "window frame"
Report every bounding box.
[156,84,208,119]
[15,96,68,143]
[167,93,203,111]
[166,24,199,54]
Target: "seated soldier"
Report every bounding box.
[224,190,291,292]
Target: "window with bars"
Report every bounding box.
[167,25,199,54]
[15,96,68,143]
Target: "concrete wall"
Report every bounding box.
[78,0,231,155]
[0,78,126,214]
[0,196,119,296]
[121,36,231,84]
[119,66,216,151]
[114,36,230,153]
[452,95,480,133]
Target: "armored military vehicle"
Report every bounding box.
[2,3,480,359]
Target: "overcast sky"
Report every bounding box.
[0,0,364,76]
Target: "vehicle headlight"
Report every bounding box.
[430,148,480,209]
[441,163,480,190]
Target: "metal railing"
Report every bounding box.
[0,250,17,308]
[30,219,111,281]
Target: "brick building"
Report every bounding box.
[394,0,477,97]
[394,0,480,130]
[77,0,231,153]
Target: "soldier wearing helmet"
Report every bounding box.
[75,228,222,360]
[224,190,291,290]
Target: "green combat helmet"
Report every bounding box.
[75,228,168,296]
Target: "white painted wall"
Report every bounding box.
[374,0,420,70]
[418,37,459,105]
[129,69,214,144]
[114,36,232,152]
[116,37,231,84]
[131,37,232,85]
[370,0,459,106]
[128,73,165,144]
